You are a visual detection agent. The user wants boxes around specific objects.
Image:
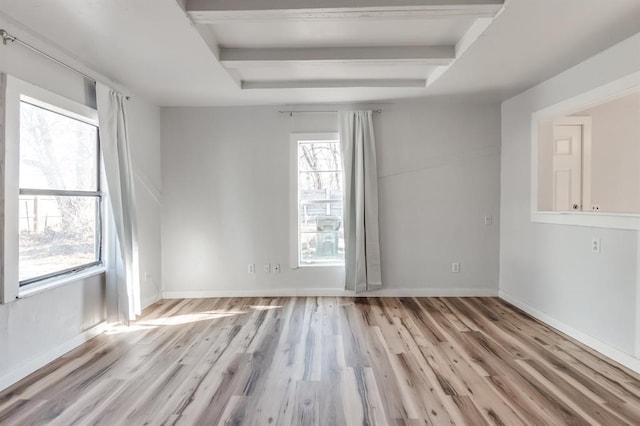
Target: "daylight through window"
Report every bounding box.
[18,99,102,285]
[296,137,345,265]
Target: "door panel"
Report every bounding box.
[552,125,582,211]
[553,169,571,211]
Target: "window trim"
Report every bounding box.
[18,99,102,287]
[289,132,344,269]
[530,70,640,230]
[0,74,103,303]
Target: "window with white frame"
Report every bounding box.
[292,133,345,266]
[18,97,102,286]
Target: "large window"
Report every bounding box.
[18,98,101,285]
[293,134,345,266]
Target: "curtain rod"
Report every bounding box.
[0,29,130,100]
[279,109,382,116]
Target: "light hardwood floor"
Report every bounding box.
[1,297,640,425]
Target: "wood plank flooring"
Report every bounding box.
[1,297,640,425]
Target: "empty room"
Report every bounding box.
[1,0,640,424]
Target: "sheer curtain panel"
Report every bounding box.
[339,111,382,292]
[96,83,141,325]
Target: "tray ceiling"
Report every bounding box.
[1,0,639,105]
[186,0,506,91]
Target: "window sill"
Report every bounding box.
[296,263,345,268]
[531,210,640,230]
[18,265,106,299]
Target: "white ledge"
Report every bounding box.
[241,79,426,90]
[18,266,106,300]
[220,46,455,66]
[187,0,505,22]
[531,211,640,231]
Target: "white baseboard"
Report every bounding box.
[0,321,108,392]
[365,288,498,297]
[162,287,498,299]
[499,291,640,375]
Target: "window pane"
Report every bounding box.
[299,201,344,264]
[299,171,343,191]
[300,232,345,264]
[297,140,344,266]
[20,101,98,191]
[298,142,342,172]
[19,195,99,282]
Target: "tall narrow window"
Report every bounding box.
[18,98,101,285]
[295,134,345,266]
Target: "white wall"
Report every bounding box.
[500,33,640,365]
[578,92,640,213]
[161,98,501,296]
[536,119,554,211]
[127,97,163,308]
[0,16,162,389]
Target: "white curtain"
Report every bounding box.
[339,111,382,292]
[96,83,141,325]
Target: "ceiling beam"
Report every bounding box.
[426,15,497,87]
[241,79,426,89]
[220,46,455,66]
[187,0,505,22]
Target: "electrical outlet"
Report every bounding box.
[484,216,493,225]
[263,264,271,273]
[248,264,255,274]
[451,262,460,273]
[592,204,601,211]
[591,238,601,254]
[272,264,280,273]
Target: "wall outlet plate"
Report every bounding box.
[263,264,271,273]
[451,262,460,273]
[591,238,601,254]
[248,264,255,274]
[272,264,280,273]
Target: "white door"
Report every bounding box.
[552,124,583,211]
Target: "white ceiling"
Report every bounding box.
[0,0,638,106]
[209,19,475,49]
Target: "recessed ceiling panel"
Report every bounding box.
[210,18,474,48]
[232,62,439,81]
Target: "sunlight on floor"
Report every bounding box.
[104,305,284,335]
[141,311,244,326]
[249,305,283,311]
[105,324,158,335]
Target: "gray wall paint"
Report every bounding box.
[161,99,501,294]
[127,95,163,308]
[0,275,105,379]
[500,33,640,355]
[0,16,162,382]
